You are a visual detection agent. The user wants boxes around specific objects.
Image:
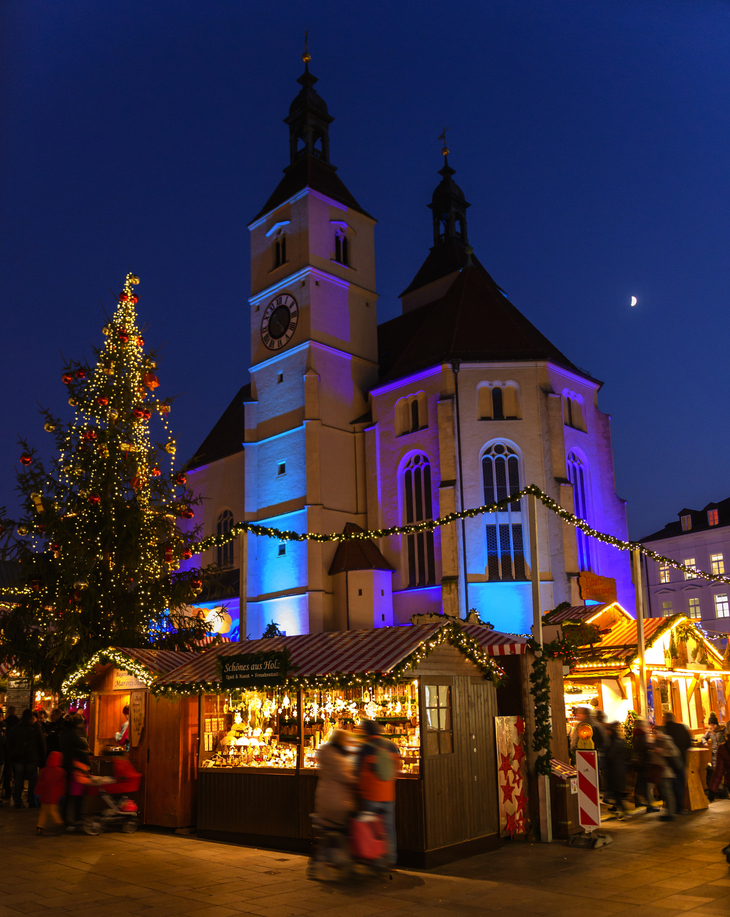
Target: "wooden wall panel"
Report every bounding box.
[198,771,302,837]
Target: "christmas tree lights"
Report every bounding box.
[0,273,217,690]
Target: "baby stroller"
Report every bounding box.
[307,811,387,881]
[83,759,141,836]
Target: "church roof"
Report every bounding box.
[378,260,586,384]
[328,524,395,575]
[250,155,372,224]
[186,383,251,470]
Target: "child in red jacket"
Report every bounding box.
[35,751,67,835]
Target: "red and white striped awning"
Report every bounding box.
[109,647,200,678]
[462,625,529,656]
[158,622,529,688]
[194,635,232,648]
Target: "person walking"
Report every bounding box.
[2,706,19,801]
[59,713,91,826]
[604,722,628,818]
[6,709,46,808]
[649,730,680,821]
[631,718,657,812]
[356,719,400,869]
[314,729,356,828]
[35,750,67,835]
[0,709,6,808]
[662,712,691,815]
[702,713,727,798]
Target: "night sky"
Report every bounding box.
[2,1,729,540]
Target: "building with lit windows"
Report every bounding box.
[640,498,730,638]
[183,59,634,640]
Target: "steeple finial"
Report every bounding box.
[285,40,334,166]
[303,29,311,67]
[428,135,470,247]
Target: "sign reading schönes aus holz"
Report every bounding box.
[219,652,288,689]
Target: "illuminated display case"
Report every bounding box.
[199,681,421,775]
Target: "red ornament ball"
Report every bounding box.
[83,430,97,441]
[176,473,188,486]
[119,331,129,344]
[89,494,101,505]
[98,396,109,406]
[75,369,86,381]
[62,372,74,385]
[143,409,151,420]
[20,452,32,465]
[182,548,192,560]
[181,508,194,519]
[151,466,161,477]
[133,407,145,418]
[119,292,129,302]
[143,372,160,390]
[137,336,145,347]
[191,578,202,590]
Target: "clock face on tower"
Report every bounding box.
[261,293,299,351]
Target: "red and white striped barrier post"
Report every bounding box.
[575,749,601,832]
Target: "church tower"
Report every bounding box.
[243,52,380,636]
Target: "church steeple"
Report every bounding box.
[429,142,469,247]
[284,48,334,166]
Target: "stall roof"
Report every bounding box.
[572,614,724,669]
[542,603,633,625]
[155,622,526,691]
[462,624,529,655]
[62,646,201,694]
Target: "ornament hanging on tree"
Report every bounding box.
[44,421,56,432]
[143,372,160,390]
[97,396,109,406]
[75,369,86,381]
[88,494,101,505]
[165,441,176,454]
[151,466,161,477]
[20,452,32,466]
[176,473,188,486]
[62,373,74,385]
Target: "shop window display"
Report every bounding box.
[200,681,421,774]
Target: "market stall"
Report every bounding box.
[155,621,529,866]
[63,647,199,829]
[562,614,730,732]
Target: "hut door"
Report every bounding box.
[467,678,498,838]
[144,698,182,828]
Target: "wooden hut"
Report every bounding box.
[63,647,199,830]
[155,621,539,866]
[562,613,729,730]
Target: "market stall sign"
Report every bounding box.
[578,572,616,604]
[220,652,288,688]
[113,670,147,691]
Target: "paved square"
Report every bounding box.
[1,802,728,916]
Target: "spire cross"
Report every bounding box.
[437,126,449,157]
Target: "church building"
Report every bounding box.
[184,57,634,641]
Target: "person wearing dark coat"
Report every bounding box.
[59,714,90,825]
[662,712,691,814]
[2,706,20,800]
[631,719,658,812]
[44,709,65,756]
[604,722,628,818]
[6,709,46,808]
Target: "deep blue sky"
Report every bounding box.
[2,1,729,539]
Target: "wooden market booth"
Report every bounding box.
[63,647,200,830]
[559,612,729,731]
[154,621,556,866]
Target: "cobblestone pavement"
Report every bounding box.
[1,800,729,917]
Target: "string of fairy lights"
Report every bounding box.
[188,483,730,590]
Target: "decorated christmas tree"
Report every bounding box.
[0,272,215,690]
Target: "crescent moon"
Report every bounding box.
[630,296,638,307]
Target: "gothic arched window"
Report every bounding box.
[401,453,436,588]
[216,510,234,568]
[567,452,591,571]
[482,442,527,581]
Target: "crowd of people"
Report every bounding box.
[569,704,730,821]
[0,705,92,833]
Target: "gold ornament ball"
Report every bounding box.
[129,274,140,285]
[108,408,119,421]
[74,579,89,590]
[44,421,56,433]
[17,525,29,536]
[165,441,177,454]
[102,325,110,336]
[68,397,77,407]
